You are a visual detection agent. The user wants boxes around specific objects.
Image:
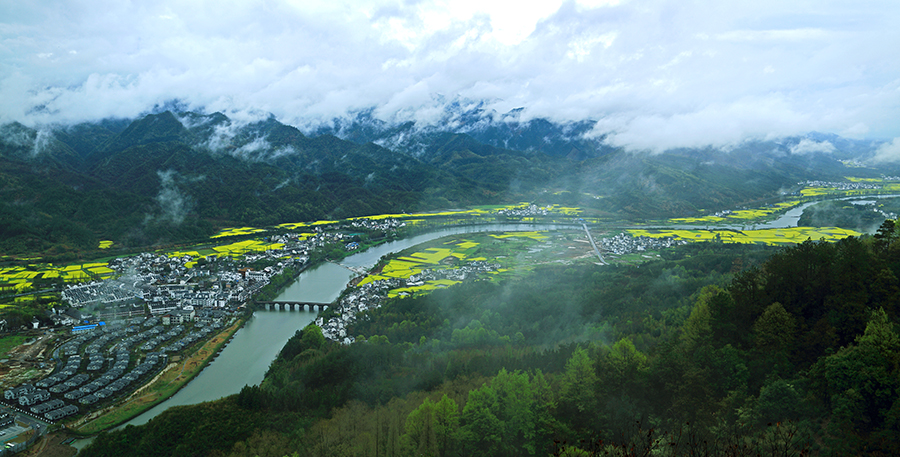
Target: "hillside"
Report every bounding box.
[1,110,894,260]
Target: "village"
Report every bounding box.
[317,260,503,344]
[0,229,336,437]
[0,218,427,440]
[1,219,689,450]
[600,232,689,256]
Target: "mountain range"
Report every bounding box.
[0,107,894,260]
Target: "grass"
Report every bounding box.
[845,177,884,183]
[72,319,244,435]
[0,335,29,359]
[0,260,119,294]
[168,239,286,264]
[388,279,462,298]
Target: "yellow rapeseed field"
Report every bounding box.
[628,227,859,246]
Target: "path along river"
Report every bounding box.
[96,195,889,436]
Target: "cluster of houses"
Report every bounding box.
[4,382,79,422]
[847,199,899,221]
[317,260,502,344]
[799,180,881,191]
[57,246,309,330]
[407,261,500,285]
[497,204,552,217]
[2,321,172,422]
[0,412,14,428]
[317,277,403,344]
[2,310,233,424]
[3,231,330,429]
[601,232,688,256]
[344,218,405,232]
[4,384,48,407]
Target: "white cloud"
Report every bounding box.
[155,170,190,225]
[0,0,899,151]
[872,138,900,163]
[789,139,835,155]
[589,97,816,153]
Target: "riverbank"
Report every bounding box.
[65,317,245,436]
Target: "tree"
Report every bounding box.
[606,337,649,384]
[460,384,503,457]
[401,394,461,457]
[813,308,900,449]
[403,398,437,456]
[433,394,460,455]
[301,324,326,350]
[679,286,715,350]
[558,347,599,435]
[753,302,796,354]
[874,219,898,252]
[491,369,537,456]
[755,378,803,424]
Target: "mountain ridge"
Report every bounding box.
[1,108,896,259]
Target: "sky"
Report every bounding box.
[2,0,899,152]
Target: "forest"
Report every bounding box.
[80,220,900,457]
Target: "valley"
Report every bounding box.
[3,3,900,454]
[1,184,897,455]
[2,112,900,456]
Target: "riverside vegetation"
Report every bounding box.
[80,220,900,457]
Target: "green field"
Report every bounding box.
[0,335,29,359]
[357,232,553,298]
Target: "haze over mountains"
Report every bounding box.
[1,106,897,259]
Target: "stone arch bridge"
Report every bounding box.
[254,301,329,311]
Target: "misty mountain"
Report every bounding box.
[0,111,556,258]
[315,104,614,160]
[315,106,897,216]
[0,108,895,259]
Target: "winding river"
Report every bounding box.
[106,196,889,432]
[69,197,895,452]
[118,223,566,428]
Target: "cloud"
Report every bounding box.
[588,97,816,153]
[872,138,900,163]
[789,138,835,155]
[1,0,899,151]
[155,170,191,225]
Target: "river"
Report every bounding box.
[115,223,565,429]
[102,196,892,434]
[81,196,891,447]
[649,195,900,231]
